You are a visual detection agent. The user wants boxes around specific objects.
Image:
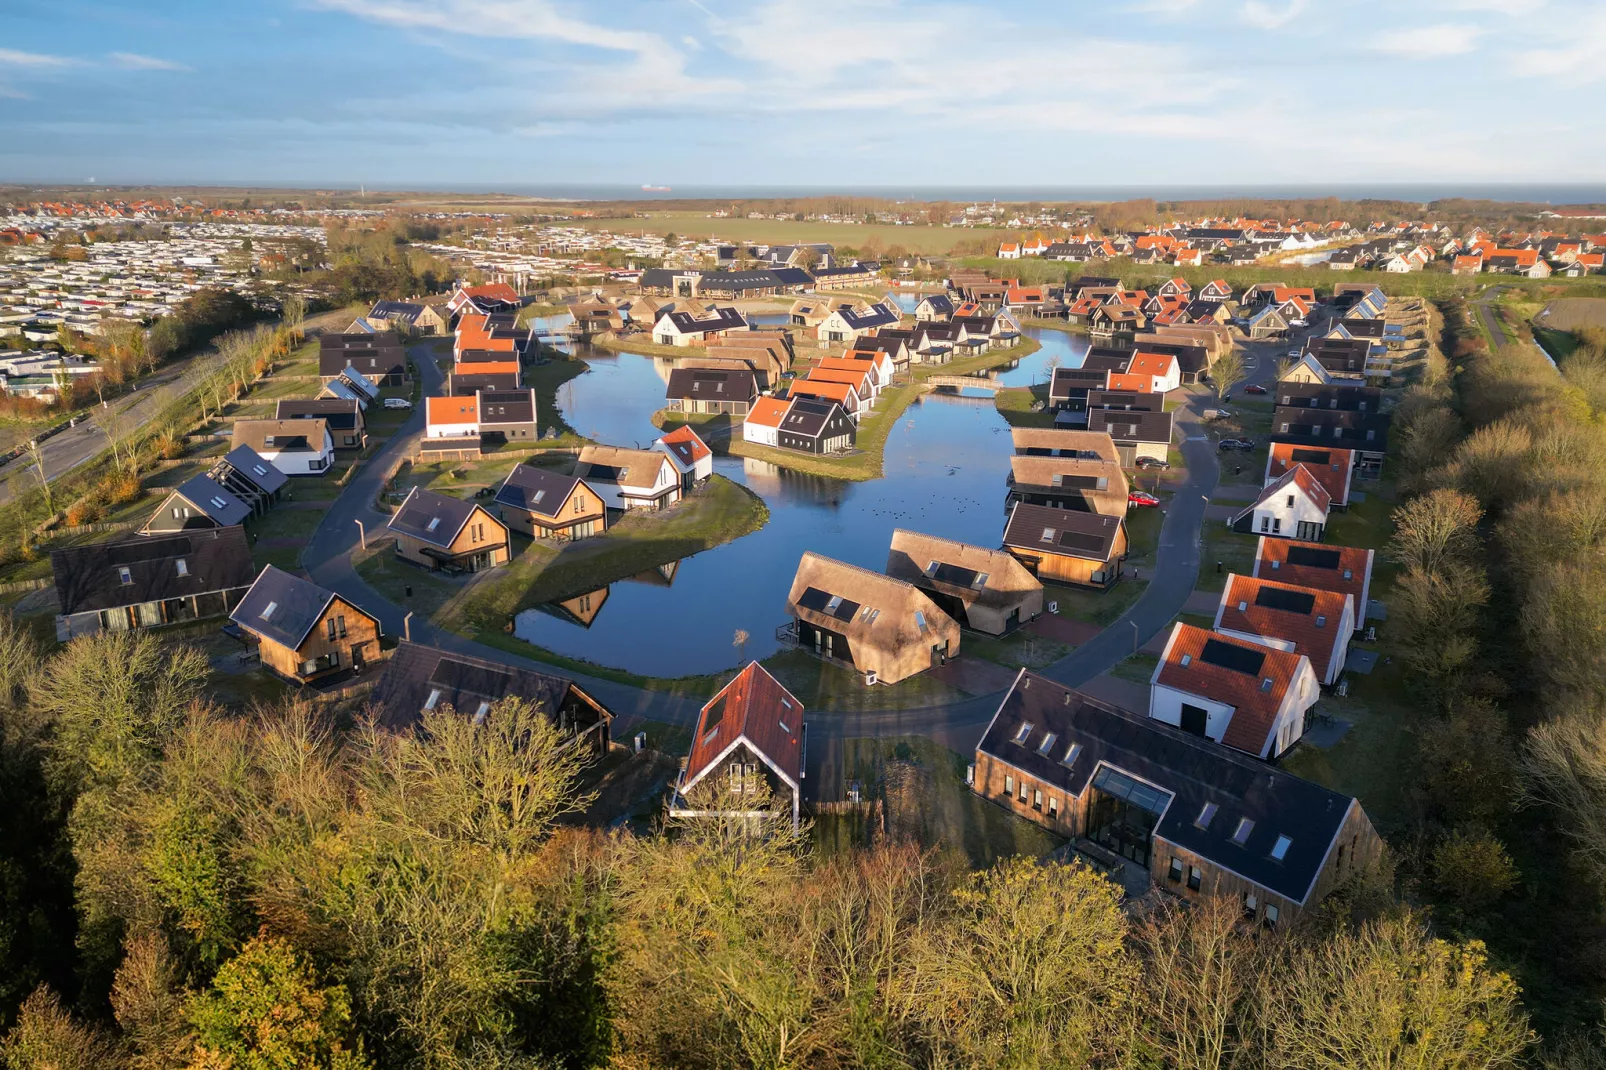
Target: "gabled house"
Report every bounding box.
[773,396,856,454]
[788,297,831,327]
[1002,501,1127,589]
[669,662,806,830]
[1264,443,1353,508]
[1199,279,1234,302]
[1270,406,1389,474]
[741,396,791,449]
[209,444,287,517]
[786,551,961,684]
[653,304,749,347]
[816,300,901,345]
[1088,409,1174,466]
[319,333,406,385]
[1229,464,1331,541]
[1109,351,1181,395]
[822,353,893,392]
[1150,623,1320,760]
[142,474,252,534]
[788,377,867,421]
[493,464,606,541]
[374,640,613,757]
[576,445,682,510]
[665,366,757,416]
[915,294,954,322]
[230,565,383,683]
[885,528,1044,636]
[447,282,521,317]
[1010,427,1121,462]
[972,670,1380,925]
[232,418,335,477]
[1253,537,1374,639]
[1007,455,1129,516]
[1244,305,1289,339]
[387,486,510,573]
[52,526,256,641]
[1215,574,1353,686]
[654,425,714,489]
[275,397,366,454]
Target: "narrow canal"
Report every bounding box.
[512,319,1088,677]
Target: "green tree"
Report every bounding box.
[187,934,369,1070]
[1429,827,1519,920]
[0,987,123,1070]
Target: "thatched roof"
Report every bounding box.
[787,551,959,651]
[1009,427,1120,463]
[1009,455,1129,517]
[885,529,1042,611]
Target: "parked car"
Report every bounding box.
[1135,456,1170,470]
[1128,490,1161,508]
[383,397,414,410]
[1202,408,1233,420]
[1244,384,1268,395]
[1218,437,1256,451]
[1289,318,1308,328]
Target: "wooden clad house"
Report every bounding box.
[387,487,510,573]
[786,551,961,685]
[51,526,256,641]
[885,529,1044,636]
[229,565,382,683]
[669,662,807,830]
[142,474,253,534]
[973,670,1381,926]
[374,640,613,758]
[493,465,607,541]
[1002,501,1127,588]
[1006,455,1129,516]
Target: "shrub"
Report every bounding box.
[64,500,101,526]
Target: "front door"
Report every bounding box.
[1180,703,1209,737]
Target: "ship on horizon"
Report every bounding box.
[641,184,672,192]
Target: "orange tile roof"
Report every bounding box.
[790,379,856,406]
[806,366,874,390]
[1217,574,1351,682]
[746,396,791,429]
[456,360,521,378]
[427,395,478,425]
[1266,443,1351,505]
[1156,623,1308,756]
[683,662,804,788]
[1253,537,1372,617]
[659,424,712,463]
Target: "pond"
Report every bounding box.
[510,323,1087,677]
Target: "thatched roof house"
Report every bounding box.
[1007,455,1129,517]
[885,529,1043,636]
[785,551,961,684]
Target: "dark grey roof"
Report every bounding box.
[275,397,361,431]
[219,445,288,495]
[665,306,749,334]
[1087,389,1163,412]
[372,641,588,733]
[494,464,583,518]
[1274,382,1383,413]
[387,487,484,548]
[979,671,1359,904]
[319,338,405,378]
[230,565,352,650]
[1002,502,1122,562]
[1270,407,1391,451]
[665,366,757,402]
[52,526,254,615]
[1132,338,1209,374]
[477,388,536,423]
[780,396,846,438]
[1081,350,1134,374]
[919,294,955,313]
[370,300,425,322]
[173,474,252,526]
[835,303,900,331]
[1090,409,1174,445]
[450,373,521,393]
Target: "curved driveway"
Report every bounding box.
[303,343,1220,753]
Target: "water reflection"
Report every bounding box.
[509,323,1097,676]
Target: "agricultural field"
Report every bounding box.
[577,211,1014,256]
[1536,297,1606,332]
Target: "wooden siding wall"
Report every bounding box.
[256,597,380,681]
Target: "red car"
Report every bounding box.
[1244,384,1268,395]
[1128,490,1161,508]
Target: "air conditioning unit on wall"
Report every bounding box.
[864,670,878,686]
[1047,601,1059,614]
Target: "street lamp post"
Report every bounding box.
[1131,620,1139,654]
[355,519,366,550]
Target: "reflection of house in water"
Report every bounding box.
[738,456,850,508]
[542,587,610,628]
[623,560,681,587]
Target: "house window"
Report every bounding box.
[1004,774,1014,795]
[1260,516,1271,532]
[1187,866,1202,891]
[1032,789,1042,811]
[1285,495,1294,508]
[1231,817,1255,845]
[175,558,189,577]
[1270,834,1293,861]
[1018,780,1028,802]
[1264,904,1280,928]
[1244,893,1258,918]
[1168,857,1183,883]
[575,496,584,514]
[423,688,441,710]
[1048,797,1058,819]
[1013,722,1034,744]
[1196,802,1218,829]
[326,614,347,641]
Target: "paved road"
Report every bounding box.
[301,342,1225,764]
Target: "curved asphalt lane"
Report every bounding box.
[302,343,1219,755]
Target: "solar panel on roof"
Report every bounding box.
[1254,586,1317,614]
[1286,546,1342,570]
[1053,473,1101,490]
[106,536,192,566]
[1291,448,1332,464]
[1058,531,1107,552]
[429,658,514,700]
[931,563,979,588]
[1199,638,1267,676]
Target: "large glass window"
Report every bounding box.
[1087,766,1172,869]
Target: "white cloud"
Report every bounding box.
[1240,0,1305,29]
[110,52,192,72]
[313,0,660,53]
[0,48,73,67]
[1511,7,1606,81]
[1437,0,1544,13]
[682,35,702,50]
[1370,23,1484,56]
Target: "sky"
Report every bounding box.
[0,0,1603,192]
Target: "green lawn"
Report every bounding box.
[1198,521,1259,592]
[964,629,1072,670]
[247,506,324,542]
[355,546,466,623]
[812,736,1064,864]
[1280,660,1417,831]
[441,474,769,636]
[993,384,1055,428]
[1046,577,1144,626]
[761,648,966,713]
[579,211,1015,256]
[1109,652,1159,684]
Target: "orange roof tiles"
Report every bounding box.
[746,396,791,429]
[683,662,804,787]
[1266,443,1352,505]
[1156,624,1308,756]
[1217,574,1351,682]
[427,395,478,425]
[1253,537,1373,617]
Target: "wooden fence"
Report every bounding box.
[0,578,50,594]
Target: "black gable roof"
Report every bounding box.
[665,366,757,401]
[52,526,255,615]
[494,464,582,518]
[275,397,360,431]
[781,396,843,437]
[219,445,288,495]
[372,640,577,733]
[230,565,349,650]
[1090,409,1174,445]
[388,487,480,548]
[1271,407,1391,451]
[979,672,1357,904]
